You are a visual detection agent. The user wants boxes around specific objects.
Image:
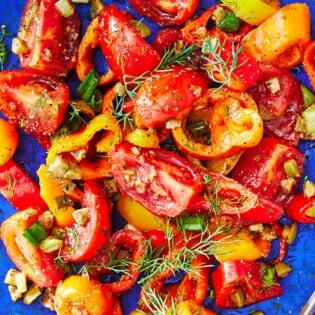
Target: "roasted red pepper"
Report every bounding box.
[129,0,199,26]
[286,193,315,223]
[98,5,161,82]
[211,260,283,308]
[230,137,304,206]
[0,159,47,212]
[303,40,315,91]
[103,228,146,294]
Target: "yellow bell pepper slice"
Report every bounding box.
[221,0,278,26]
[243,3,310,63]
[117,195,165,231]
[125,128,160,148]
[37,164,75,227]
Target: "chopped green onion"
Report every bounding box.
[39,237,63,253]
[129,20,151,37]
[230,288,245,307]
[77,69,100,104]
[55,0,74,18]
[300,84,315,108]
[23,222,47,247]
[178,215,206,231]
[283,159,300,178]
[217,10,241,33]
[187,120,208,139]
[295,104,315,139]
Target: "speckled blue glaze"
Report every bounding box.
[0,1,314,314]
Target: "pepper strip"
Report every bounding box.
[76,17,117,86]
[303,40,315,91]
[172,88,263,159]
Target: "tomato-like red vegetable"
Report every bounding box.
[0,159,47,212]
[111,142,204,217]
[230,137,305,205]
[129,0,199,26]
[98,5,161,82]
[0,208,65,287]
[61,181,111,262]
[134,66,208,128]
[144,229,168,249]
[14,0,80,76]
[286,193,315,223]
[0,70,69,136]
[152,28,182,55]
[211,260,283,308]
[248,65,305,145]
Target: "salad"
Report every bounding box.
[0,0,315,314]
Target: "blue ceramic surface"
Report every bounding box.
[0,1,314,314]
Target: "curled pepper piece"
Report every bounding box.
[211,260,283,308]
[76,17,117,86]
[243,3,310,63]
[104,228,147,293]
[46,113,121,164]
[172,88,263,159]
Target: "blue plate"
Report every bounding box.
[0,1,315,314]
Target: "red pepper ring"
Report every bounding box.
[76,17,117,86]
[103,228,147,294]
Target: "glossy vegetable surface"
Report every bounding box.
[0,1,315,315]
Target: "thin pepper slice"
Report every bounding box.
[76,17,117,86]
[172,88,263,159]
[303,40,315,92]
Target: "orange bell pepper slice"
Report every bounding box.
[76,17,117,86]
[243,3,311,63]
[172,88,263,159]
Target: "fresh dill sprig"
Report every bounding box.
[201,36,246,89]
[0,25,9,71]
[113,94,134,129]
[138,284,178,315]
[203,174,222,215]
[123,43,197,100]
[68,101,87,125]
[157,43,198,70]
[139,219,223,284]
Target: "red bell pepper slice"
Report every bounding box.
[211,260,283,308]
[286,193,315,223]
[98,5,161,83]
[0,159,47,212]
